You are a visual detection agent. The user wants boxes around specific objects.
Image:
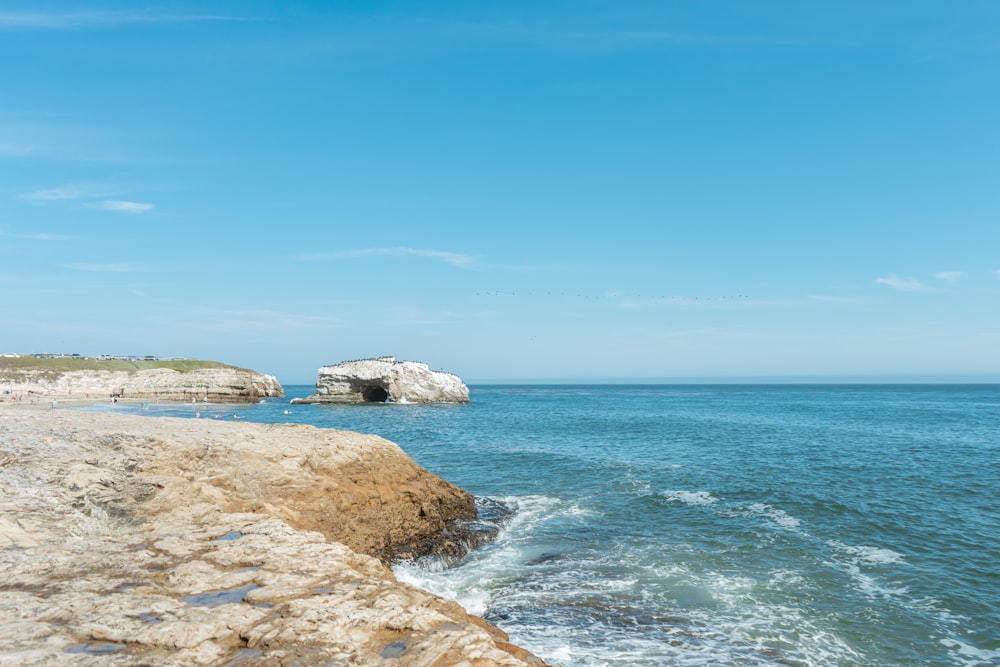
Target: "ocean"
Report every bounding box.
[85,384,1000,666]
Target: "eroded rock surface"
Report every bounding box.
[293,357,469,405]
[0,410,549,666]
[1,366,283,403]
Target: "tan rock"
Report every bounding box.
[0,410,553,666]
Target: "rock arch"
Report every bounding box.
[291,357,469,405]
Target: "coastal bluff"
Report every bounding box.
[293,357,469,405]
[0,409,549,666]
[0,358,283,403]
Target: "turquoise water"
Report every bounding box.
[87,385,1000,666]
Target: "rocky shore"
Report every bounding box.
[0,408,550,666]
[1,365,284,404]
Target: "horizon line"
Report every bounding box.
[279,374,1000,386]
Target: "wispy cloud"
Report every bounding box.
[17,184,153,213]
[875,275,928,292]
[592,291,759,309]
[18,184,92,201]
[13,234,76,241]
[0,11,243,29]
[170,309,343,332]
[1,231,76,241]
[933,271,964,285]
[63,263,141,272]
[539,29,846,49]
[84,200,154,214]
[437,20,853,51]
[1,115,144,163]
[297,246,476,268]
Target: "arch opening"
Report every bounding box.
[361,385,389,403]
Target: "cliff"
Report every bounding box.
[293,356,469,405]
[0,410,549,666]
[1,360,283,403]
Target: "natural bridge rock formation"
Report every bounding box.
[292,357,469,405]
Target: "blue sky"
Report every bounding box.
[2,1,998,384]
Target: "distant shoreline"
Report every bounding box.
[0,396,116,410]
[464,376,1000,385]
[0,396,254,411]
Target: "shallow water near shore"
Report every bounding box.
[80,384,1000,666]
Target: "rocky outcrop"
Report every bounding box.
[293,357,469,405]
[1,366,283,403]
[0,410,550,666]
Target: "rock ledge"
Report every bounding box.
[0,409,550,666]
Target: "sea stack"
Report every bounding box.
[292,356,469,404]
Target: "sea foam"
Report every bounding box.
[746,503,801,530]
[833,543,906,566]
[662,490,719,506]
